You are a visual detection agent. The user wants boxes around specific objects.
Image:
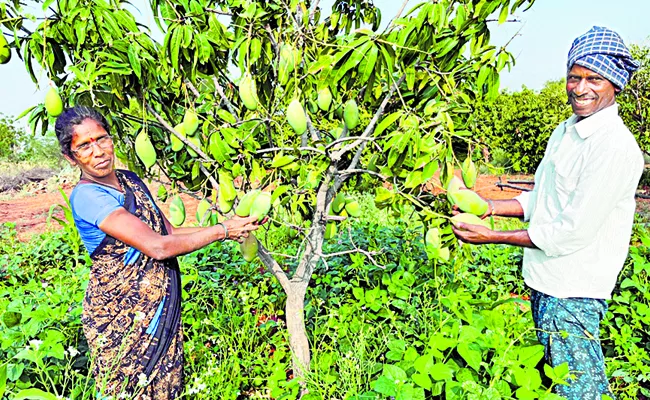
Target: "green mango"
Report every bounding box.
[287,98,307,135]
[324,222,337,239]
[425,228,440,249]
[344,200,361,217]
[170,123,186,151]
[169,195,186,227]
[196,199,212,226]
[462,157,477,189]
[239,73,259,111]
[317,87,332,111]
[250,192,272,221]
[240,234,259,262]
[343,100,359,130]
[451,213,490,229]
[235,190,261,217]
[134,130,157,169]
[450,189,488,216]
[183,109,200,136]
[45,87,63,117]
[446,176,464,204]
[331,192,346,214]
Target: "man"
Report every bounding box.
[452,26,643,399]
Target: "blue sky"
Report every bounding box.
[1,0,648,125]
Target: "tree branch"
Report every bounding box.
[258,242,291,291]
[339,169,387,181]
[255,146,326,156]
[330,75,405,172]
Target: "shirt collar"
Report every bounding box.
[566,103,619,139]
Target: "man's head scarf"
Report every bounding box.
[567,26,640,90]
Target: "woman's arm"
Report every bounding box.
[99,208,261,260]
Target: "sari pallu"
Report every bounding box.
[80,170,183,399]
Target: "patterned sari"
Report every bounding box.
[80,170,183,399]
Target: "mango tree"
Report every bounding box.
[2,0,535,383]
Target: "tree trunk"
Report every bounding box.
[285,282,310,380]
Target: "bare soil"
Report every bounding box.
[0,169,647,242]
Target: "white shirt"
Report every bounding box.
[515,104,644,299]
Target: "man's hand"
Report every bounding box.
[451,222,495,244]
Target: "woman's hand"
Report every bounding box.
[223,215,265,242]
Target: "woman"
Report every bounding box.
[55,106,260,399]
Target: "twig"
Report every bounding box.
[339,169,387,180]
[212,76,240,122]
[184,79,201,97]
[255,146,326,156]
[146,104,214,163]
[495,182,531,192]
[337,75,406,169]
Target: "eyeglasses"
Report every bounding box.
[72,135,113,158]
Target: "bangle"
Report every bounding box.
[216,223,228,240]
[487,199,495,216]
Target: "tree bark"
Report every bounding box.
[285,282,310,379]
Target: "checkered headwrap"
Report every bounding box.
[567,26,640,90]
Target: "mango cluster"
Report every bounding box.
[326,193,361,239]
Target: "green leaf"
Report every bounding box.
[373,376,398,397]
[411,373,432,390]
[127,44,141,78]
[457,342,481,372]
[498,4,509,24]
[13,388,59,400]
[383,364,407,382]
[429,363,454,381]
[375,112,402,137]
[170,28,182,70]
[357,44,378,86]
[336,39,372,81]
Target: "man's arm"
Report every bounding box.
[452,223,537,248]
[487,199,525,219]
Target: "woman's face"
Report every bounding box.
[66,118,115,179]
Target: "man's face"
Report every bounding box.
[566,64,618,119]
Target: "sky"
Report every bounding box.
[1,0,648,126]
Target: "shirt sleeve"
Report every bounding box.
[527,147,641,257]
[71,184,123,226]
[514,190,533,221]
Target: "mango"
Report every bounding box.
[462,157,477,189]
[183,109,200,136]
[240,234,259,262]
[343,100,359,130]
[239,73,259,111]
[425,228,440,249]
[169,195,186,227]
[170,123,185,151]
[186,135,201,157]
[45,87,63,117]
[450,189,488,216]
[344,200,361,217]
[134,130,157,169]
[235,190,261,217]
[325,222,337,239]
[317,87,332,111]
[250,192,272,221]
[451,213,490,229]
[278,43,297,86]
[287,98,307,135]
[0,34,11,64]
[331,192,345,214]
[218,172,237,202]
[196,199,212,226]
[446,176,464,203]
[218,190,234,214]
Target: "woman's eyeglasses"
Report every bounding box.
[72,135,113,158]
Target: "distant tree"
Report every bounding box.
[0,114,26,159]
[619,42,650,154]
[471,79,572,173]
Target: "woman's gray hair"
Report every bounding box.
[54,106,111,158]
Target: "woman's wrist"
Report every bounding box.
[216,222,229,240]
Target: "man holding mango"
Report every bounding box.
[452,26,644,399]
